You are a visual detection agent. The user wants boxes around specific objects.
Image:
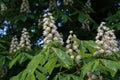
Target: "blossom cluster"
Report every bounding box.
[63,0,73,5]
[94,22,119,56]
[1,3,7,11]
[20,0,30,13]
[9,35,19,53]
[42,13,64,48]
[49,0,56,10]
[9,28,31,53]
[66,31,81,62]
[18,28,31,49]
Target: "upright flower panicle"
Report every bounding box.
[42,12,64,48]
[9,35,19,53]
[63,0,73,5]
[94,22,119,56]
[18,28,31,50]
[66,31,82,62]
[20,0,31,13]
[49,0,56,10]
[1,3,7,11]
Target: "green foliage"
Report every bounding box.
[0,0,120,80]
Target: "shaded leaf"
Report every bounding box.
[9,54,22,68]
[44,56,57,74]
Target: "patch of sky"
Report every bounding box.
[36,36,44,46]
[57,0,61,6]
[0,21,10,37]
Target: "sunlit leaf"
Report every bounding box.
[35,70,47,80]
[52,48,73,69]
[80,60,99,79]
[101,59,119,77]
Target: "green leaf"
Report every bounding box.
[10,76,19,80]
[62,14,71,22]
[13,14,27,24]
[78,11,97,28]
[52,48,73,69]
[84,40,99,54]
[78,11,87,23]
[80,60,99,79]
[10,71,23,80]
[18,53,27,64]
[0,43,6,49]
[71,75,82,80]
[20,49,49,80]
[91,59,100,72]
[20,70,28,80]
[85,40,99,49]
[9,54,22,68]
[20,15,27,22]
[79,41,92,58]
[24,53,33,59]
[110,22,120,30]
[26,14,35,19]
[101,59,119,77]
[35,70,47,80]
[44,56,57,74]
[0,57,5,66]
[25,53,43,75]
[25,74,36,80]
[54,73,81,80]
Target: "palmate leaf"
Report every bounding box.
[84,40,99,54]
[9,52,32,69]
[52,47,73,69]
[13,47,59,80]
[110,22,120,30]
[79,41,92,58]
[81,58,120,79]
[25,74,36,80]
[44,56,57,74]
[25,53,44,75]
[9,54,22,68]
[0,57,5,66]
[35,70,47,80]
[10,49,48,80]
[20,50,48,80]
[0,43,6,49]
[80,59,100,79]
[78,11,97,27]
[101,59,120,77]
[10,71,23,80]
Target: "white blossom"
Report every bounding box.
[9,35,19,53]
[18,28,31,50]
[42,13,64,48]
[66,31,82,62]
[1,3,7,11]
[94,22,119,56]
[20,0,31,13]
[63,0,73,5]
